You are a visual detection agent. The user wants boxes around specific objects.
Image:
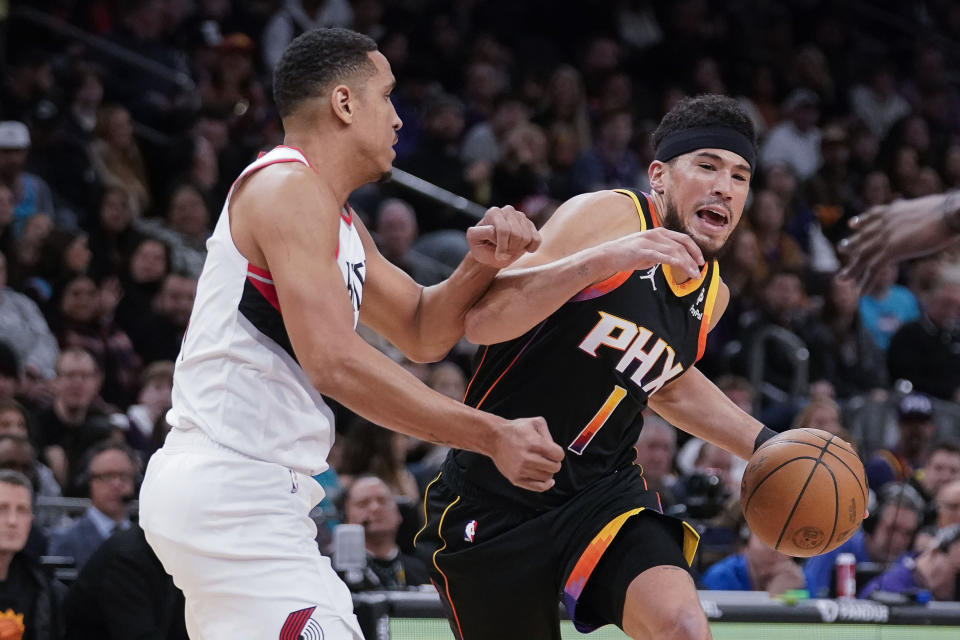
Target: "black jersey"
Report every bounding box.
[452,189,723,509]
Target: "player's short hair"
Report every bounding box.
[273,28,378,118]
[652,94,757,162]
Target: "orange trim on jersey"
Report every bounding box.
[413,472,443,548]
[696,264,722,362]
[612,189,648,231]
[462,346,489,402]
[475,321,546,410]
[563,508,645,610]
[432,496,465,640]
[662,262,708,297]
[572,271,633,302]
[643,192,661,228]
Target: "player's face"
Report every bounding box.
[357,51,402,180]
[653,148,751,260]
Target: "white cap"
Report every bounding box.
[0,121,30,150]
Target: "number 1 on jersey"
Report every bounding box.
[568,385,627,455]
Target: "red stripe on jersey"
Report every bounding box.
[341,203,355,225]
[248,274,280,312]
[274,145,316,171]
[247,263,272,279]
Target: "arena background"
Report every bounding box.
[2,0,960,638]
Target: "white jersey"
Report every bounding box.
[167,146,366,475]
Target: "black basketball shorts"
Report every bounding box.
[415,459,699,640]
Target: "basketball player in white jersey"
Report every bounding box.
[138,28,564,639]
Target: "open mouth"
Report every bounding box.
[696,206,729,229]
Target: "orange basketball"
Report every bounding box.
[741,428,867,557]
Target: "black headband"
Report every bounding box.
[654,126,755,170]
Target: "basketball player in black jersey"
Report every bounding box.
[416,95,782,640]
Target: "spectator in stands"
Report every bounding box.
[408,362,467,491]
[570,110,643,194]
[90,104,151,215]
[198,33,269,143]
[850,64,911,140]
[114,237,172,333]
[63,523,188,640]
[859,263,920,352]
[0,49,56,124]
[261,0,354,71]
[47,441,137,570]
[928,480,960,538]
[50,273,143,407]
[0,470,64,640]
[801,273,887,399]
[0,121,54,236]
[887,266,960,401]
[133,181,209,279]
[0,343,17,402]
[461,95,530,172]
[804,482,924,598]
[126,272,196,364]
[790,395,856,446]
[373,199,450,286]
[340,475,429,591]
[88,186,142,281]
[860,523,960,601]
[102,0,193,129]
[124,361,174,461]
[396,94,471,231]
[701,531,806,595]
[490,123,551,209]
[0,252,59,381]
[734,269,810,405]
[918,441,960,507]
[34,347,120,488]
[746,189,807,286]
[634,414,678,509]
[866,393,937,492]
[759,89,822,181]
[0,400,60,498]
[337,419,419,503]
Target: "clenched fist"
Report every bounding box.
[467,205,542,269]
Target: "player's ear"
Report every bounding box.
[331,84,354,124]
[648,160,666,194]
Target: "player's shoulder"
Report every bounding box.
[235,161,325,207]
[547,189,645,236]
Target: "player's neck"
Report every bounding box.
[281,132,366,206]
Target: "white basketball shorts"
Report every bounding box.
[139,428,363,640]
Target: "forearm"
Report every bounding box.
[941,190,960,235]
[647,368,763,461]
[411,254,499,360]
[311,333,502,456]
[465,244,618,344]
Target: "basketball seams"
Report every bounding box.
[774,436,835,550]
[814,462,841,554]
[758,439,866,505]
[742,457,819,515]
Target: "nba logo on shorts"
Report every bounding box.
[464,519,477,542]
[280,606,324,640]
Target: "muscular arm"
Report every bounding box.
[359,205,539,362]
[231,166,561,488]
[464,191,705,345]
[647,367,764,462]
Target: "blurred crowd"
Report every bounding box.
[1,0,960,636]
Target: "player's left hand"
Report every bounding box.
[467,205,541,269]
